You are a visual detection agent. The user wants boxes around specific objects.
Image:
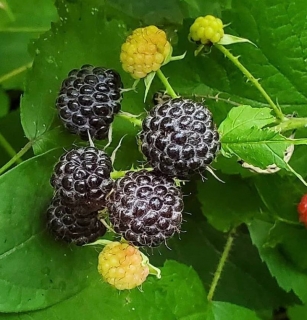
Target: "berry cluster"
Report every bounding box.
[47,20,222,290]
[47,146,113,245]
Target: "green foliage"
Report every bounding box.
[2,0,307,318]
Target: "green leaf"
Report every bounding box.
[0,260,208,320]
[153,193,297,311]
[197,174,261,231]
[249,219,307,303]
[0,0,57,89]
[206,301,261,320]
[288,303,307,319]
[219,105,290,169]
[0,150,99,312]
[20,0,144,170]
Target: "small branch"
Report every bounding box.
[214,44,285,122]
[0,140,33,175]
[271,117,307,133]
[156,69,179,99]
[207,228,235,301]
[0,62,32,84]
[0,132,22,164]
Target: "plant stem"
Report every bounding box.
[207,229,235,301]
[274,216,301,226]
[214,44,285,122]
[0,133,22,164]
[0,140,33,175]
[156,69,179,99]
[0,62,32,84]
[118,112,142,127]
[111,167,153,180]
[271,117,307,132]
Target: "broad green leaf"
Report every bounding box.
[0,261,208,320]
[0,150,100,312]
[288,303,307,319]
[0,0,57,89]
[206,301,261,320]
[219,105,290,169]
[153,192,297,311]
[197,174,261,231]
[21,0,144,170]
[249,219,307,303]
[0,88,9,117]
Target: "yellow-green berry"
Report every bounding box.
[97,241,149,290]
[120,26,171,79]
[189,15,224,45]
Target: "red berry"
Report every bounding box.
[298,194,307,225]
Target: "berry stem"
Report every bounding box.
[0,140,33,175]
[214,44,285,122]
[100,219,117,234]
[271,117,307,133]
[111,167,153,180]
[118,112,142,127]
[156,69,179,99]
[0,62,32,84]
[207,228,235,302]
[274,216,301,227]
[0,132,22,165]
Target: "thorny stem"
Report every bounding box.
[156,69,179,99]
[214,44,285,122]
[0,132,22,164]
[0,140,33,175]
[207,228,235,301]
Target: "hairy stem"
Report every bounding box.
[0,140,33,175]
[271,117,307,132]
[156,69,179,99]
[207,229,235,301]
[214,44,285,122]
[0,133,22,164]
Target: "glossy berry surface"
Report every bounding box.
[107,170,183,247]
[98,242,149,290]
[120,26,171,79]
[56,64,123,140]
[298,194,307,226]
[51,146,113,210]
[46,196,106,246]
[189,15,224,45]
[140,98,220,178]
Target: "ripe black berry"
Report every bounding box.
[140,98,220,178]
[107,170,183,247]
[46,196,106,246]
[50,146,114,210]
[56,64,123,140]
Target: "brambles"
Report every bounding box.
[50,146,113,211]
[140,98,220,178]
[120,26,171,79]
[46,196,106,246]
[97,241,149,290]
[56,64,123,140]
[189,15,224,45]
[107,170,184,247]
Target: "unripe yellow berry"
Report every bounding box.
[189,15,224,45]
[120,26,172,79]
[98,242,149,290]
